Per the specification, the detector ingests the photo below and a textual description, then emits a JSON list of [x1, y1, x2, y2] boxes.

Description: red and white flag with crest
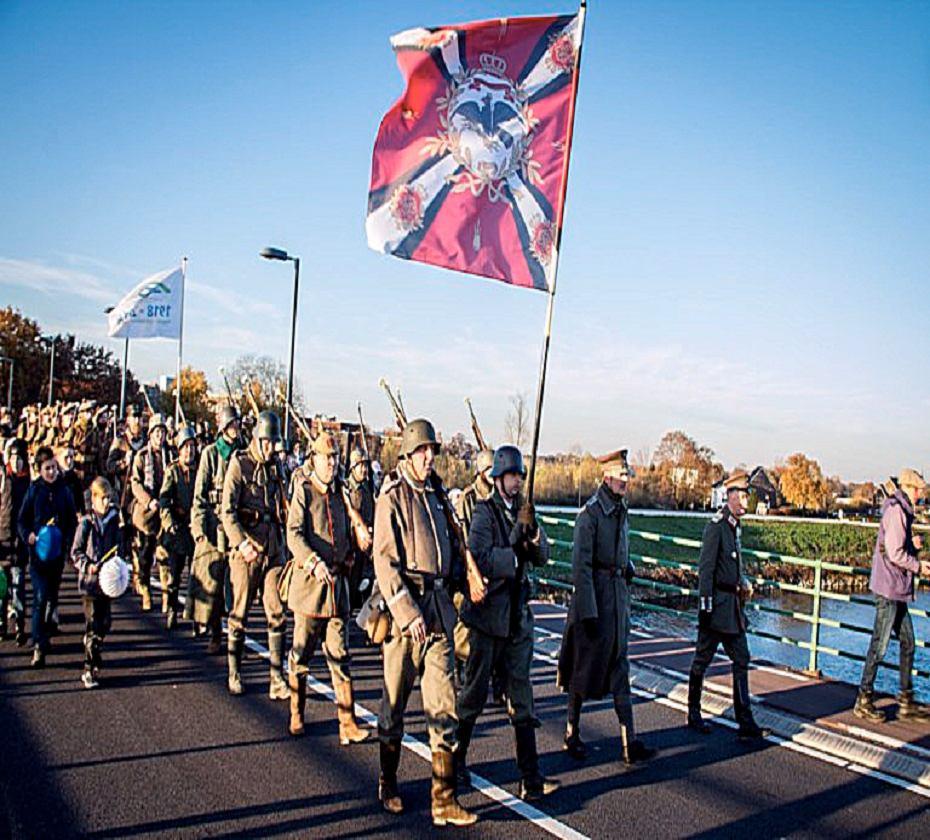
[[366, 13, 583, 292]]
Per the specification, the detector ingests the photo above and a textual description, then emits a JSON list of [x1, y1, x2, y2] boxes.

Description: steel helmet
[[476, 449, 494, 474], [312, 432, 340, 456], [491, 445, 526, 478], [401, 418, 439, 458], [217, 405, 240, 432], [148, 413, 167, 434], [253, 410, 283, 443], [99, 554, 131, 598], [176, 424, 198, 449], [349, 447, 369, 470], [35, 523, 63, 565]]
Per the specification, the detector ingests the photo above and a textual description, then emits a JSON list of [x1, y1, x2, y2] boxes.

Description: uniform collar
[[595, 482, 625, 516], [719, 506, 740, 530], [400, 461, 430, 493]]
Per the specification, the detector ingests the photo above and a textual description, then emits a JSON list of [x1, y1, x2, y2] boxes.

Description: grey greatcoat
[[557, 483, 634, 700], [698, 508, 748, 635], [285, 469, 352, 620]]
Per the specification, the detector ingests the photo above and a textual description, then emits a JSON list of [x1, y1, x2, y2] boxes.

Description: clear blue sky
[[1, 0, 927, 481]]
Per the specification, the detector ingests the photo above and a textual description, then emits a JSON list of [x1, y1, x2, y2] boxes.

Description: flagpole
[[525, 0, 588, 505], [119, 338, 129, 419], [175, 257, 187, 428]]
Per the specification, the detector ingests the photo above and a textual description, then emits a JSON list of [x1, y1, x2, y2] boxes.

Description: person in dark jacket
[[854, 468, 930, 723], [1, 438, 30, 644], [18, 445, 78, 666], [57, 445, 86, 515], [557, 449, 655, 765], [71, 477, 121, 689], [686, 472, 768, 740], [455, 445, 557, 801]]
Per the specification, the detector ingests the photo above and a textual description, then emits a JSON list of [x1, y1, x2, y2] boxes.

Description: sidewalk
[[530, 602, 930, 793]]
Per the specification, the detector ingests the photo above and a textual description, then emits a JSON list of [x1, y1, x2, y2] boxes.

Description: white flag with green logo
[[107, 267, 183, 339]]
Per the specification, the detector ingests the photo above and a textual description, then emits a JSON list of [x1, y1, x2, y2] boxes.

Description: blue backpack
[[35, 521, 63, 565]]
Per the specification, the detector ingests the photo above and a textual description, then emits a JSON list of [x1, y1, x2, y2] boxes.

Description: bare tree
[[503, 392, 530, 448], [227, 354, 305, 415]]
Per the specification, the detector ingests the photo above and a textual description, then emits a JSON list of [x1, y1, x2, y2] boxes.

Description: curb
[[629, 662, 930, 791]]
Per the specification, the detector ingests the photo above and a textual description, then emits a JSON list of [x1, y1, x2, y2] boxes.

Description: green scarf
[[216, 434, 236, 463]]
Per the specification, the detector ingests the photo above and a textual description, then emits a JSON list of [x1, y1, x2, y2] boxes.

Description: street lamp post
[[36, 335, 58, 406], [104, 306, 130, 419], [0, 355, 13, 413], [260, 246, 301, 444]]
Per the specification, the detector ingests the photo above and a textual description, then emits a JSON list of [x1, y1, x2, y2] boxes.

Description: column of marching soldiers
[[8, 396, 919, 829]]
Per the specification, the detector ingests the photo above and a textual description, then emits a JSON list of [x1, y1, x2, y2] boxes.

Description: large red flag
[[366, 13, 582, 292]]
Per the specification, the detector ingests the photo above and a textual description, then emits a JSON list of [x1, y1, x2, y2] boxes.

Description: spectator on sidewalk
[[854, 468, 930, 723]]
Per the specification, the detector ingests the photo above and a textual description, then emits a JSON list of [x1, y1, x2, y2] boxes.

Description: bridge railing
[[533, 512, 930, 683]]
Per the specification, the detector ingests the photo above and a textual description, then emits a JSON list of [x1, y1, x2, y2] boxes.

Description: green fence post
[[808, 558, 823, 675]]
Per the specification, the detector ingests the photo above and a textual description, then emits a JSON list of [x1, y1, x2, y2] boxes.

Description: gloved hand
[[517, 502, 538, 539], [624, 565, 635, 585]]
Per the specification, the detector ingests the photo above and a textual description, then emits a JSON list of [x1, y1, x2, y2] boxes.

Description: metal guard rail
[[535, 515, 930, 681]]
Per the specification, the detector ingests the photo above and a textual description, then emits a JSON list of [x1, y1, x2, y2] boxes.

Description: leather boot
[[267, 630, 289, 700], [897, 691, 930, 722], [227, 634, 244, 695], [853, 689, 885, 722], [734, 667, 769, 740], [131, 557, 142, 596], [515, 723, 559, 801], [687, 670, 711, 733], [563, 692, 587, 760], [289, 671, 307, 736], [159, 565, 169, 613], [431, 750, 477, 827], [455, 718, 475, 788], [335, 680, 370, 745], [378, 739, 404, 815], [205, 621, 222, 655]]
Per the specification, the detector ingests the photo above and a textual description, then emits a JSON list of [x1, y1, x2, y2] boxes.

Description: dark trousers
[[160, 550, 190, 615], [690, 627, 753, 726], [82, 594, 112, 671], [134, 531, 157, 587], [860, 595, 914, 694], [30, 562, 63, 652]]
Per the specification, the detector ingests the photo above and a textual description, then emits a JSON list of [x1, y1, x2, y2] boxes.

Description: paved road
[[1, 570, 929, 839]]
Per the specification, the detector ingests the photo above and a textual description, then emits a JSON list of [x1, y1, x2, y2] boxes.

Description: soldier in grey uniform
[[158, 425, 198, 630], [129, 413, 171, 612], [221, 410, 288, 700], [190, 405, 241, 654], [345, 447, 375, 609], [455, 445, 558, 801], [452, 448, 493, 686], [557, 449, 656, 765], [373, 418, 476, 827], [687, 471, 768, 740], [285, 432, 370, 744]]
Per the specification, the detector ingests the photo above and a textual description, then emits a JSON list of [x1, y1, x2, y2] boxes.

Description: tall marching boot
[[454, 717, 476, 788], [733, 667, 769, 741], [563, 692, 587, 760], [378, 739, 404, 815], [267, 630, 289, 700], [334, 679, 371, 745], [158, 565, 169, 613], [515, 723, 559, 801], [227, 633, 245, 695], [288, 671, 307, 736], [687, 670, 711, 733], [430, 750, 477, 827]]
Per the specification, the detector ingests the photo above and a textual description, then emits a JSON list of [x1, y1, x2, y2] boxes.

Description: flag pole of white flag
[[107, 266, 184, 340]]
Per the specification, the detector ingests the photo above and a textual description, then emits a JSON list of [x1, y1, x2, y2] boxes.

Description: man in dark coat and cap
[[557, 449, 655, 765]]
